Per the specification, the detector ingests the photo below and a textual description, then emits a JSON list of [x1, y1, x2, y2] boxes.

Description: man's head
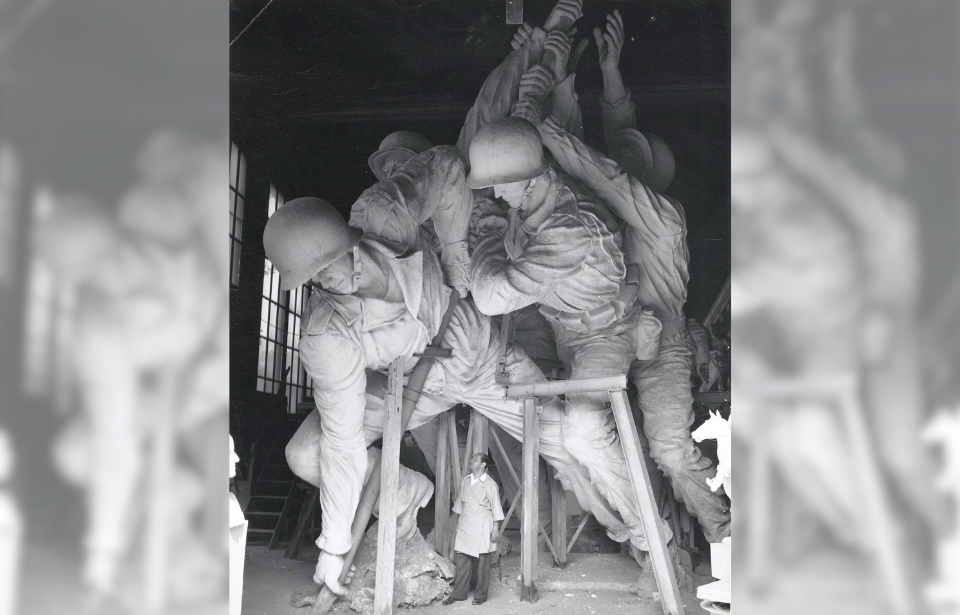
[[469, 453, 491, 477], [309, 246, 357, 296], [368, 131, 433, 182], [610, 129, 675, 193], [493, 177, 536, 210], [262, 197, 363, 291], [466, 117, 548, 199]]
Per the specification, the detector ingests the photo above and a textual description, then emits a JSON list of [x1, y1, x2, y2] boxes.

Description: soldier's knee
[[285, 439, 316, 482], [651, 445, 689, 476]]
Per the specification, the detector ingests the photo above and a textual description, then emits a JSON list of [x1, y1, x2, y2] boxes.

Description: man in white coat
[[443, 453, 504, 606]]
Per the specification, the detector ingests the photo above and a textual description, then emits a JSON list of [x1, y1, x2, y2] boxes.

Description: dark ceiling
[[230, 0, 731, 319]]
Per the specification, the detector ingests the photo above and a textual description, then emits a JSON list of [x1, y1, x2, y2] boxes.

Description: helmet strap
[[350, 244, 362, 294], [520, 177, 538, 208]]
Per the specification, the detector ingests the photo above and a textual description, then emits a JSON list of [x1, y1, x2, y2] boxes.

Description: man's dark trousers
[[449, 551, 491, 601]]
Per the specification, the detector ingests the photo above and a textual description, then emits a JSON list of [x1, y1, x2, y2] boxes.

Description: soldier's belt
[[538, 282, 640, 334]]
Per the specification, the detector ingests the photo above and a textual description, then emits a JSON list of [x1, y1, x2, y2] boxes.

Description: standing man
[[444, 454, 504, 606]]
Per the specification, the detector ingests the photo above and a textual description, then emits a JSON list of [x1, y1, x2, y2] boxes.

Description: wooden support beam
[[496, 312, 517, 384], [506, 375, 627, 399], [608, 389, 685, 615], [285, 487, 320, 559], [703, 274, 730, 328], [462, 411, 475, 480], [549, 471, 567, 568], [566, 513, 591, 556], [374, 362, 404, 615], [520, 397, 539, 603], [447, 415, 462, 500], [500, 489, 523, 540], [469, 410, 490, 464], [434, 413, 451, 557]]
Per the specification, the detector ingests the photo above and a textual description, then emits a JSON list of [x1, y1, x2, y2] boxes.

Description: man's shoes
[[442, 597, 465, 605], [472, 599, 485, 605]]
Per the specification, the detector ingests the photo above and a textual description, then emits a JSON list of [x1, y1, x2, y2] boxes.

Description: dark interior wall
[[229, 0, 731, 413]]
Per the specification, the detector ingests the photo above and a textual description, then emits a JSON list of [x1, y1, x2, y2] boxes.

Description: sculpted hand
[[313, 551, 356, 596], [512, 98, 545, 125], [518, 64, 556, 102], [511, 22, 534, 50], [543, 29, 575, 82], [594, 10, 625, 73], [441, 242, 471, 297], [544, 0, 582, 33], [476, 212, 509, 237]]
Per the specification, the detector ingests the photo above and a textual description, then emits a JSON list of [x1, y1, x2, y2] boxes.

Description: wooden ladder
[[505, 374, 687, 615]]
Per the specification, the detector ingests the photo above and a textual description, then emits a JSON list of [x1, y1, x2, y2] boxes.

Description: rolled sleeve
[[470, 215, 589, 316], [540, 117, 683, 244], [599, 88, 638, 149], [457, 28, 547, 157], [350, 146, 473, 253], [452, 480, 464, 515], [491, 482, 505, 522], [550, 74, 584, 142]]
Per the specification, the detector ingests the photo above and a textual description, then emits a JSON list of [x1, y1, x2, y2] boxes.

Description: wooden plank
[[434, 413, 451, 556], [268, 480, 300, 550], [506, 375, 627, 399], [462, 411, 475, 480], [608, 389, 684, 615], [520, 397, 539, 603], [374, 362, 404, 615], [500, 489, 523, 542], [285, 487, 320, 559], [490, 428, 521, 488], [550, 471, 567, 568], [469, 410, 490, 464], [448, 415, 462, 500], [566, 513, 591, 555], [506, 0, 523, 25], [496, 312, 516, 384], [703, 274, 730, 328]]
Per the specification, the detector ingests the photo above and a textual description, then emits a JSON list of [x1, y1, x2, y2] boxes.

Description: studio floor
[[240, 544, 714, 615]]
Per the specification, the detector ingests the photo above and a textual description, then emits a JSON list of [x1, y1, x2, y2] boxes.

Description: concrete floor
[[240, 544, 713, 615]]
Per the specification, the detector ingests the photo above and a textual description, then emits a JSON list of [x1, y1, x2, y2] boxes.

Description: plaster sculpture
[[692, 411, 732, 501], [487, 7, 729, 542], [271, 193, 659, 598], [229, 436, 247, 615]]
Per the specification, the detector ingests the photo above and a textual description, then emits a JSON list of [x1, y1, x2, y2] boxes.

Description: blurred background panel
[[0, 0, 227, 613], [731, 1, 960, 614]]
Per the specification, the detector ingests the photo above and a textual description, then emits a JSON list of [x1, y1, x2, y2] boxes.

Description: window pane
[[238, 152, 247, 196], [230, 142, 239, 189]]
